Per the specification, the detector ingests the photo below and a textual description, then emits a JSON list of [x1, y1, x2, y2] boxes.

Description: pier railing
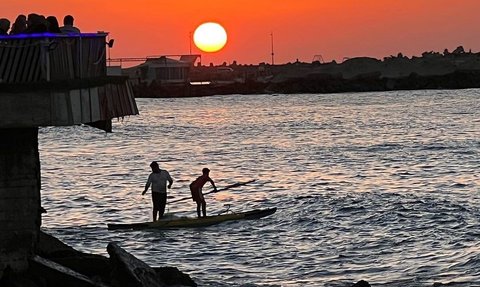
[[0, 33, 108, 83]]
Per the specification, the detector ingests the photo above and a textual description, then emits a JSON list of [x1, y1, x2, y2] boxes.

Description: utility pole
[[270, 32, 275, 65], [107, 35, 111, 66], [189, 32, 192, 54]]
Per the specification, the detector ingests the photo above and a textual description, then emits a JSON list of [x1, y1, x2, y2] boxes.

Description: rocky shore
[[0, 231, 461, 287], [265, 69, 480, 94], [0, 231, 196, 287]]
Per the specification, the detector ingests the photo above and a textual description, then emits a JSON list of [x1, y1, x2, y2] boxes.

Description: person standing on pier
[[0, 18, 11, 35], [46, 16, 61, 33], [190, 168, 217, 218], [60, 15, 80, 34], [9, 15, 27, 35], [142, 161, 173, 221]]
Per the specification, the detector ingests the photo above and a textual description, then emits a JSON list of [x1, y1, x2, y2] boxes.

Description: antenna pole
[[270, 32, 274, 65], [189, 32, 192, 54], [107, 35, 111, 66]]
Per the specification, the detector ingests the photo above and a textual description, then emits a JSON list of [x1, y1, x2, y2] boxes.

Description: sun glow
[[193, 22, 227, 53]]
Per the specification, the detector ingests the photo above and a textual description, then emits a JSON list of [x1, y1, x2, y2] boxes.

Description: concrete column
[[0, 128, 41, 276]]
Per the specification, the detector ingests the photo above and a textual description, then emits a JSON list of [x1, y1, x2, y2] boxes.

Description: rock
[[0, 266, 44, 287], [36, 232, 196, 287], [2, 232, 197, 287], [37, 231, 111, 280], [37, 231, 82, 258], [153, 267, 196, 287], [352, 280, 371, 287], [51, 256, 111, 282], [29, 255, 109, 287], [432, 283, 456, 287], [107, 242, 165, 287]]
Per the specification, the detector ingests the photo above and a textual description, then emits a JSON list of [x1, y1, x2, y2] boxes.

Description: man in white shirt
[[142, 161, 173, 221]]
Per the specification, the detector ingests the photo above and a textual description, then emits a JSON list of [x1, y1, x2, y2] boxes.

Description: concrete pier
[[0, 32, 138, 277], [0, 128, 41, 275]]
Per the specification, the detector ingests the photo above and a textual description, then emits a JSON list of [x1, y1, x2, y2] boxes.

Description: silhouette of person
[[190, 168, 217, 218], [60, 15, 80, 34], [9, 15, 27, 35], [0, 18, 10, 35], [25, 13, 47, 33], [142, 161, 173, 221], [46, 16, 61, 33]]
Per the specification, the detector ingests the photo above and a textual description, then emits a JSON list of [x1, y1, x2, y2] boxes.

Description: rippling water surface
[[39, 89, 480, 287]]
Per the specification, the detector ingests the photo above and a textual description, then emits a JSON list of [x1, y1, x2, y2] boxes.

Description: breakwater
[[131, 47, 480, 97]]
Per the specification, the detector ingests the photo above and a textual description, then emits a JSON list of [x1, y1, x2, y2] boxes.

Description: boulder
[[106, 243, 196, 287], [37, 231, 111, 279], [153, 267, 196, 287], [30, 255, 109, 287], [352, 280, 371, 287], [107, 242, 164, 287]]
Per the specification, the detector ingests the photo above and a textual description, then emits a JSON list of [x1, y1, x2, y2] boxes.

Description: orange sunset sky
[[3, 0, 480, 65]]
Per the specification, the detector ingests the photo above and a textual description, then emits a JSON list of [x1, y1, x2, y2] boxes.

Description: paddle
[[168, 179, 256, 204]]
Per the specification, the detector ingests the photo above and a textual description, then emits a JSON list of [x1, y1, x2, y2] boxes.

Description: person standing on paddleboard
[[142, 161, 173, 221], [190, 168, 217, 218]]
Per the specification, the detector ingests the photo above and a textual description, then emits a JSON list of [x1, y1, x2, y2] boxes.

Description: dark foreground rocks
[[0, 232, 458, 286], [0, 231, 196, 287], [352, 280, 371, 287]]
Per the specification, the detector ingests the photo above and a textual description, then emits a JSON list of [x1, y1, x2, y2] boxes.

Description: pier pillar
[[0, 128, 41, 276]]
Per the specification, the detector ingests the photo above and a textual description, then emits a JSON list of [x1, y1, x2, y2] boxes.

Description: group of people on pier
[[142, 162, 217, 221], [0, 14, 80, 36]]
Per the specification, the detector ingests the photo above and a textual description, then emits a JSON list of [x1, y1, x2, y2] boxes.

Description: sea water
[[39, 89, 480, 287]]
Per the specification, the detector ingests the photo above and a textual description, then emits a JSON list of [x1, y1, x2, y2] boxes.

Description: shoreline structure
[[124, 46, 480, 98], [0, 34, 474, 287]]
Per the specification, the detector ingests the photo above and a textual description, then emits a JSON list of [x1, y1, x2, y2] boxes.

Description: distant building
[[123, 55, 200, 85]]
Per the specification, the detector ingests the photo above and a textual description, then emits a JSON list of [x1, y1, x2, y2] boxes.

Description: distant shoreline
[[128, 46, 480, 97], [134, 69, 480, 98]]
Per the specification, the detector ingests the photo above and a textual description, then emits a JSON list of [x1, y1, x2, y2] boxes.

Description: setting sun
[[193, 22, 227, 53]]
